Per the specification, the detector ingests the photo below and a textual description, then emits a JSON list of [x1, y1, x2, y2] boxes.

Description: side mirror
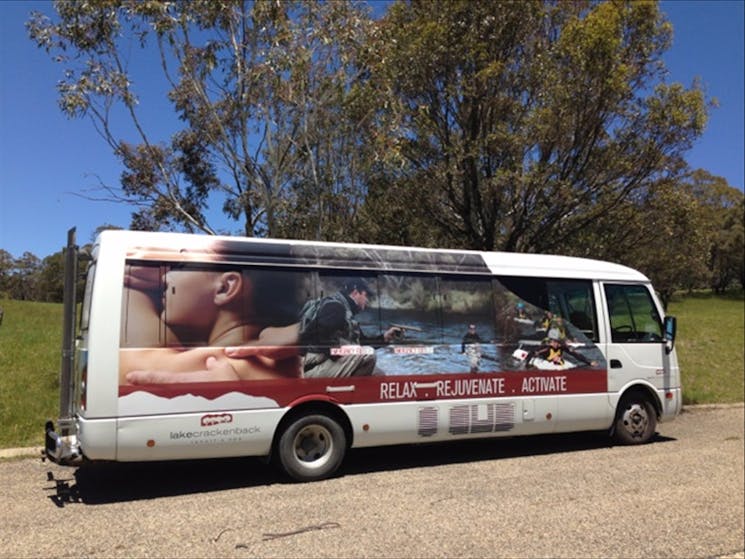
[[664, 315, 677, 354]]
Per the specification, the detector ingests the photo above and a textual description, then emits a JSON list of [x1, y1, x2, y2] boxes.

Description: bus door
[[601, 283, 668, 395], [544, 279, 605, 431]]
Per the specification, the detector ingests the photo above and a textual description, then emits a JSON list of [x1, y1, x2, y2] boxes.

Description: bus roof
[[98, 230, 648, 282], [479, 251, 647, 282]]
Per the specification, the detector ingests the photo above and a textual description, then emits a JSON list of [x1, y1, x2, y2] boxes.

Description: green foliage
[[1, 250, 50, 302], [366, 0, 708, 252], [686, 170, 745, 293], [0, 245, 90, 304], [611, 178, 711, 308]]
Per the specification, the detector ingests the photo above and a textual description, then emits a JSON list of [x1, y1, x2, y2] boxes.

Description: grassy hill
[[0, 292, 743, 449], [667, 291, 745, 405], [0, 298, 62, 449]]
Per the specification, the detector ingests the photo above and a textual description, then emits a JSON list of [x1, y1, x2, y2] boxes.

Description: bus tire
[[277, 414, 346, 482], [613, 394, 657, 445]]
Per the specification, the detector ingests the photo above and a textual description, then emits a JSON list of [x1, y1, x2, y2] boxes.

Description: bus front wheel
[[613, 394, 657, 445], [277, 414, 346, 482]]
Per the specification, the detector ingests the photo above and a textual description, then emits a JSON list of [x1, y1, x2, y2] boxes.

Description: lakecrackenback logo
[[169, 414, 261, 444]]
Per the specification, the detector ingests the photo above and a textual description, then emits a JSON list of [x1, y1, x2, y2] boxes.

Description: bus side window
[[497, 276, 598, 343], [121, 262, 165, 348], [296, 271, 320, 351], [311, 271, 381, 350], [604, 284, 663, 343], [546, 280, 598, 342], [378, 273, 442, 345], [439, 275, 495, 346], [250, 266, 313, 332]]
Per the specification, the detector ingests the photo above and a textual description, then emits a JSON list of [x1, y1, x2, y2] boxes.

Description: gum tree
[[28, 0, 374, 238]]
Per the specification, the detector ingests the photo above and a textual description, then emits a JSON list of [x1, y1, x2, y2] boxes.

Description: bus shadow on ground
[[344, 431, 676, 476], [44, 456, 280, 507], [44, 431, 675, 507]]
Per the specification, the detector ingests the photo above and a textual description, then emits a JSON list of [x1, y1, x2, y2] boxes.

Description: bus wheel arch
[[612, 386, 659, 445], [272, 402, 352, 482]]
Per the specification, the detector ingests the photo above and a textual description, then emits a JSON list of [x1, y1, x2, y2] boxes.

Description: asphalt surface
[[1, 404, 743, 558]]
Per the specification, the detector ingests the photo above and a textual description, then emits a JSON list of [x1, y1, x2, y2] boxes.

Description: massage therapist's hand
[[126, 356, 240, 384], [224, 323, 300, 362]]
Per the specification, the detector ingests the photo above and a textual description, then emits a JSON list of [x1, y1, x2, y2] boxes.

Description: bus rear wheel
[[613, 395, 657, 445], [277, 414, 346, 482]]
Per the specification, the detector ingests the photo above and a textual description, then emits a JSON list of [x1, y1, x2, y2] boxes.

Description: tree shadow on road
[[43, 431, 676, 507]]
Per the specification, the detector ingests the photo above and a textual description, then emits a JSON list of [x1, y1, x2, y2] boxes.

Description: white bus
[[46, 229, 681, 481]]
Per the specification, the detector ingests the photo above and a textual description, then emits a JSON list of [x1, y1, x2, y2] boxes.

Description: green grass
[[0, 291, 743, 449], [0, 299, 62, 449], [668, 291, 745, 405]]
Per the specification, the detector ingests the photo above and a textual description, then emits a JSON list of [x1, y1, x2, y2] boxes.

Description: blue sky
[[1, 0, 743, 259]]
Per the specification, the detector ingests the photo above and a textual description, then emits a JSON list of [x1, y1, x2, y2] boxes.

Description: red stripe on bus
[[118, 369, 607, 407]]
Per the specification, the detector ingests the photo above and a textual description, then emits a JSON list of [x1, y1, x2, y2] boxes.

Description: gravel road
[[1, 405, 742, 558]]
